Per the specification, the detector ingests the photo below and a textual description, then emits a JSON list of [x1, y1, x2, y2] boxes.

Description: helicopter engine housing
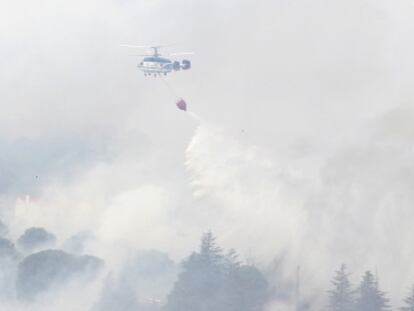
[[173, 61, 181, 71], [181, 60, 191, 70]]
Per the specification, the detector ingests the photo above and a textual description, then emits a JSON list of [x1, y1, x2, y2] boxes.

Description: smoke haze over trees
[[3, 0, 414, 310], [165, 232, 268, 311], [1, 224, 413, 310]]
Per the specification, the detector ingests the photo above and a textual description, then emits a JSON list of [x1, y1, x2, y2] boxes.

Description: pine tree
[[355, 271, 390, 311], [199, 230, 224, 266], [400, 286, 414, 311], [328, 264, 355, 311], [164, 232, 268, 311], [223, 248, 241, 274], [165, 232, 226, 311]]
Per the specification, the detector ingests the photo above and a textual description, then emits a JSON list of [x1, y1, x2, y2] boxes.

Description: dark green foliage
[[355, 271, 390, 311], [0, 220, 8, 237], [227, 265, 269, 311], [400, 286, 414, 311], [328, 264, 355, 311], [17, 249, 103, 301], [0, 237, 20, 262], [0, 237, 21, 299], [17, 227, 56, 253], [165, 232, 268, 311]]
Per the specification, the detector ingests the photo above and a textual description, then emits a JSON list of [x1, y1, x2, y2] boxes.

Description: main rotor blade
[[120, 44, 150, 48], [169, 52, 194, 56], [121, 44, 175, 48]]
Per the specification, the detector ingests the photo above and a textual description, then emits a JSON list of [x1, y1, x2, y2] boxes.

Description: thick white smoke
[[185, 105, 414, 307]]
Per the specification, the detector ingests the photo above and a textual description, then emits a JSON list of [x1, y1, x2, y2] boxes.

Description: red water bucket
[[176, 99, 187, 111]]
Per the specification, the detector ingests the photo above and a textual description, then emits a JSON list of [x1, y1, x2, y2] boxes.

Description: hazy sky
[[2, 0, 414, 307]]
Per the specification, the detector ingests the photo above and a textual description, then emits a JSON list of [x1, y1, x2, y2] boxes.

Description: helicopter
[[122, 45, 192, 76]]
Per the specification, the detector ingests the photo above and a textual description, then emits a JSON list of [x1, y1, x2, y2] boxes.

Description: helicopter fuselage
[[138, 56, 173, 75], [137, 56, 191, 76]]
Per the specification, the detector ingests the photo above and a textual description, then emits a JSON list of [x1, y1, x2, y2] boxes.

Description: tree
[[17, 227, 56, 253], [328, 264, 355, 311], [164, 232, 268, 311], [199, 231, 224, 266], [228, 265, 268, 311], [400, 286, 414, 311], [165, 232, 223, 311], [0, 237, 21, 299], [0, 237, 20, 262], [17, 249, 103, 301], [0, 220, 8, 237], [355, 271, 390, 311]]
